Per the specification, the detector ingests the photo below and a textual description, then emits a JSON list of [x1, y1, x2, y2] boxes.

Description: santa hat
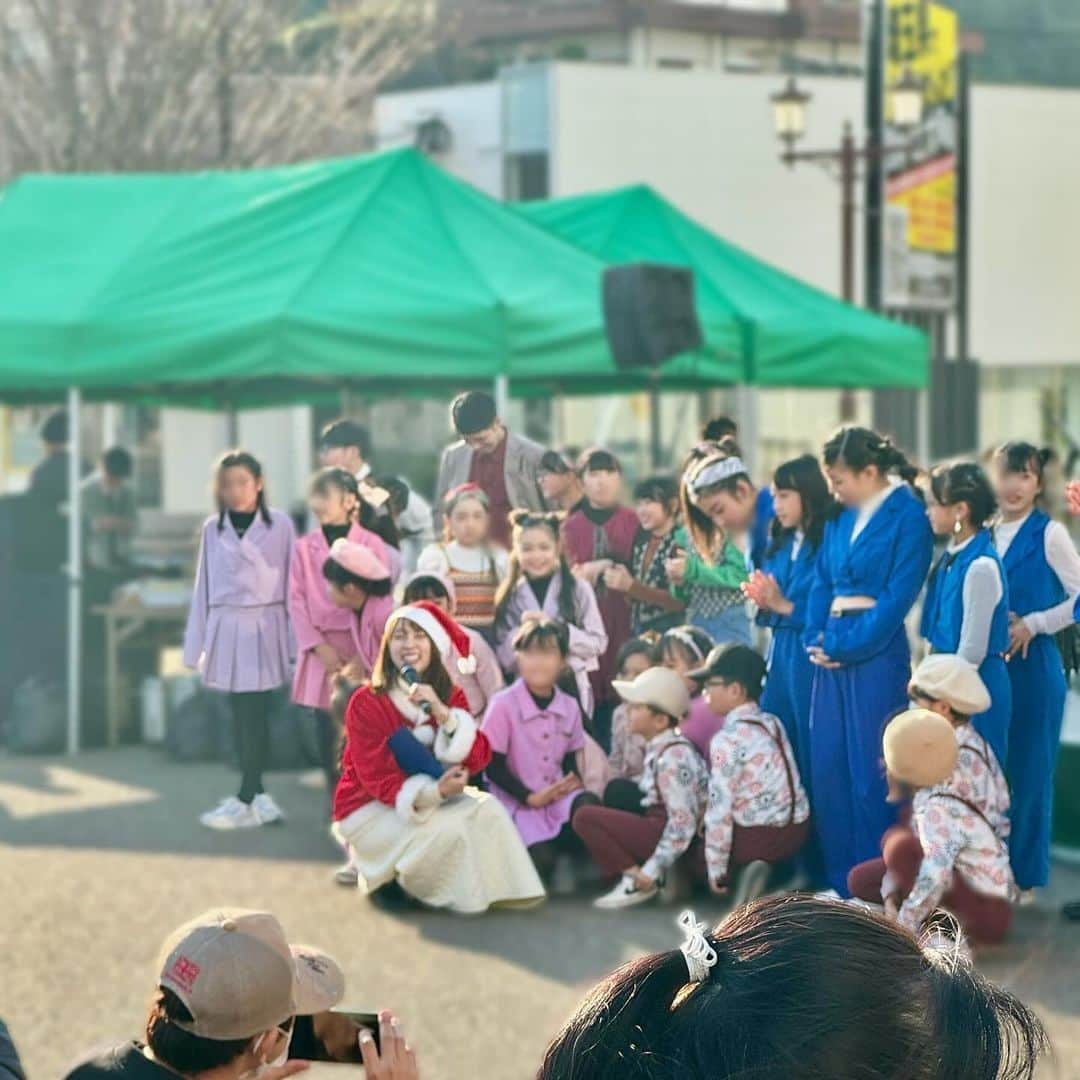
[[387, 600, 476, 675]]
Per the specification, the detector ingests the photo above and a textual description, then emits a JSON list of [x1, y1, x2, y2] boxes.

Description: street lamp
[[767, 75, 924, 303], [771, 78, 811, 161], [890, 68, 925, 132]]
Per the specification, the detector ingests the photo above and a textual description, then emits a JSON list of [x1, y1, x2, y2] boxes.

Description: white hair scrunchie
[[678, 910, 718, 984]]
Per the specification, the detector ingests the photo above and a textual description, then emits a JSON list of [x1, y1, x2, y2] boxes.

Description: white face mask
[[239, 1029, 290, 1079]]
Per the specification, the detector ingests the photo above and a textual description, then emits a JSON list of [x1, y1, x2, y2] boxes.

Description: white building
[[376, 60, 1080, 478]]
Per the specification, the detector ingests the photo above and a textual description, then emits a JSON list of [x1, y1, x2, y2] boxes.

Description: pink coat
[[495, 573, 607, 715], [183, 510, 295, 693], [456, 627, 505, 717], [288, 524, 395, 710]]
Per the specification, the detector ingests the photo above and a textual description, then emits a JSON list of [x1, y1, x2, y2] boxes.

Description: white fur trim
[[434, 708, 478, 765], [394, 774, 440, 824], [457, 653, 478, 675], [412, 724, 435, 747], [387, 606, 450, 657]]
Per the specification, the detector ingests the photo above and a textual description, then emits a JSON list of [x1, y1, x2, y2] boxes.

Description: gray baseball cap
[[157, 908, 344, 1040]]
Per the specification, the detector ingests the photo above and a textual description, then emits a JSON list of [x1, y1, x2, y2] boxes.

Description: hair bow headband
[[666, 628, 705, 662]]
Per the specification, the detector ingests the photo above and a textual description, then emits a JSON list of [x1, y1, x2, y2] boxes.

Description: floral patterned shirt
[[704, 703, 810, 884], [636, 728, 708, 882], [608, 703, 648, 781], [941, 723, 1010, 842], [898, 788, 1019, 934]]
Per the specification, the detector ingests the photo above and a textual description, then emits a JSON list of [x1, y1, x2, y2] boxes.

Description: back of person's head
[[451, 391, 498, 435], [702, 415, 738, 442], [145, 987, 253, 1074], [538, 896, 1047, 1080], [377, 475, 411, 517], [102, 446, 134, 480], [41, 409, 69, 446], [147, 907, 343, 1077]]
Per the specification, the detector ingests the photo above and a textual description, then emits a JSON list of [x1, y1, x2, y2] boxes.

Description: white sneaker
[[200, 797, 261, 830], [252, 793, 285, 825], [732, 860, 772, 908], [551, 854, 578, 897], [593, 874, 659, 910], [334, 862, 359, 887], [1018, 888, 1038, 908]]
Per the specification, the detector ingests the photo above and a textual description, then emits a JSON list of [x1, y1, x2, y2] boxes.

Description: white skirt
[[334, 789, 546, 915]]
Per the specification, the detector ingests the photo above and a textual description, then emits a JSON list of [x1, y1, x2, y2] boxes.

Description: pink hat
[[328, 538, 390, 581], [387, 600, 476, 675]]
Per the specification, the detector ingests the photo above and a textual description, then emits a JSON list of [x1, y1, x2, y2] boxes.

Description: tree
[[0, 0, 447, 177]]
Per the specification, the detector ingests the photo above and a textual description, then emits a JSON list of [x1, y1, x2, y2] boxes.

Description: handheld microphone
[[400, 664, 431, 716]]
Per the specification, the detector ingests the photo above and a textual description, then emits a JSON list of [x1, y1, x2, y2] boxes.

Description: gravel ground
[[1, 747, 1078, 1079]]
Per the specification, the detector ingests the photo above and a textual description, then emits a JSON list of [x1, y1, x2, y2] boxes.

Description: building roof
[[451, 0, 859, 47]]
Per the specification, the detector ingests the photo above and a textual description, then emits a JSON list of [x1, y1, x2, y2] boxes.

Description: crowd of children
[[179, 412, 1080, 944]]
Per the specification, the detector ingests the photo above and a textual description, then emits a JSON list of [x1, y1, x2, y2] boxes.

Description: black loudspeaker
[[602, 263, 703, 370]]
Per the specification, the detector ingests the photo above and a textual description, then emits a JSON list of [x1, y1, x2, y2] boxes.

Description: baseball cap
[[157, 908, 344, 1040], [612, 666, 689, 720]]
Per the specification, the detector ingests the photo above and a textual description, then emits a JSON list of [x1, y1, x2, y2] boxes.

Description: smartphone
[[291, 1008, 380, 1064]]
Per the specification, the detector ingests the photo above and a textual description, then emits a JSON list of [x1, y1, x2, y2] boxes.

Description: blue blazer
[[756, 530, 819, 633], [804, 484, 933, 665]]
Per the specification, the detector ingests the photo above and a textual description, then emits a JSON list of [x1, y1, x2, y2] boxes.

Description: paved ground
[[1, 748, 1079, 1080]]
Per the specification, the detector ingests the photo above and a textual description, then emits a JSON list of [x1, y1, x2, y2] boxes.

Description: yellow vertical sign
[[884, 0, 958, 307]]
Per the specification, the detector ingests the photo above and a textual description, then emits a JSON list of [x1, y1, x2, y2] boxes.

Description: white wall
[[161, 407, 312, 515], [548, 62, 1080, 371], [374, 82, 503, 199]]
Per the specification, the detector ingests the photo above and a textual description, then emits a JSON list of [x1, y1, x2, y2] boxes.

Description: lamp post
[[769, 74, 924, 307]]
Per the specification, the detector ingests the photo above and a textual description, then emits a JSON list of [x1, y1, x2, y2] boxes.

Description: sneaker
[[732, 860, 772, 908], [334, 862, 359, 887], [200, 797, 261, 830], [297, 769, 327, 790], [551, 854, 578, 897], [593, 874, 659, 910], [252, 793, 285, 825], [1018, 889, 1037, 908]]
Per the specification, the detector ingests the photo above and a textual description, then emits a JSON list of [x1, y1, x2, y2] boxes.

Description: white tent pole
[[916, 387, 931, 468], [735, 384, 760, 482], [67, 387, 83, 756], [494, 374, 509, 418]]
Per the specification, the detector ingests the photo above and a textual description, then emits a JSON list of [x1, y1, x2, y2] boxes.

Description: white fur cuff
[[435, 708, 478, 765], [394, 774, 441, 824]]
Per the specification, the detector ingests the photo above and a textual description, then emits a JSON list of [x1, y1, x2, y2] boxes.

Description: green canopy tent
[[0, 146, 627, 753], [518, 183, 928, 389], [0, 147, 622, 408]]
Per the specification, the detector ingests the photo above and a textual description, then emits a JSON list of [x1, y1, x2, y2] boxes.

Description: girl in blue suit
[[804, 428, 934, 896], [922, 463, 1012, 768], [992, 443, 1080, 890], [743, 454, 836, 792]]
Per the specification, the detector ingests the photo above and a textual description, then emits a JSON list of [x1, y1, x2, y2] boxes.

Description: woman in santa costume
[[331, 600, 545, 914]]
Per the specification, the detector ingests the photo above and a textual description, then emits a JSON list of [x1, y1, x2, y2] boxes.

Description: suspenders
[[743, 718, 798, 826]]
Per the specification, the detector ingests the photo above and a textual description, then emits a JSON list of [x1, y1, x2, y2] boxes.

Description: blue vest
[[921, 529, 1009, 656], [1000, 510, 1066, 616]]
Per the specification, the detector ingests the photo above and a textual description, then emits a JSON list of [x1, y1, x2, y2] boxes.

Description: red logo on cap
[[169, 956, 201, 992]]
